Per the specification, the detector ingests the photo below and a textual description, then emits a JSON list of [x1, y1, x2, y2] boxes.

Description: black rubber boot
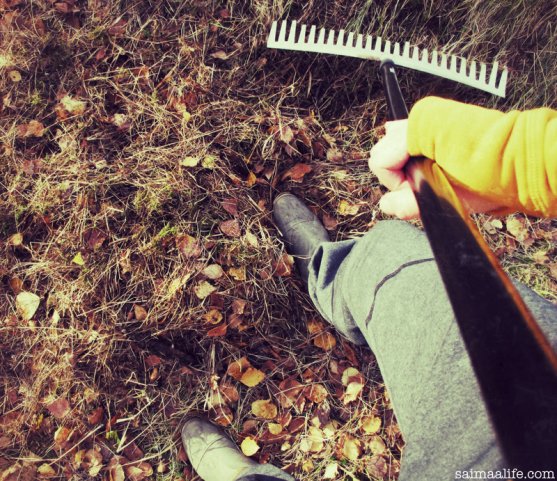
[[272, 193, 330, 283]]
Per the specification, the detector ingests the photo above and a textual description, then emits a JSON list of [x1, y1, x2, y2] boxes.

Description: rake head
[[267, 20, 508, 97]]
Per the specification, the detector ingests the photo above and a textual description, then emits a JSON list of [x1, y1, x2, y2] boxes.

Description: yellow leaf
[[343, 382, 364, 404], [16, 291, 40, 320], [37, 464, 56, 477], [240, 367, 266, 387], [246, 171, 257, 187], [61, 95, 86, 115], [202, 155, 217, 169], [8, 233, 23, 246], [240, 437, 260, 456], [337, 200, 360, 216], [268, 423, 283, 435], [9, 70, 22, 82], [229, 266, 246, 281], [361, 415, 381, 434], [203, 264, 224, 279], [368, 435, 386, 454], [251, 399, 278, 419], [226, 356, 252, 380], [307, 426, 324, 453], [323, 463, 339, 479], [194, 281, 217, 299], [180, 156, 199, 167], [341, 435, 361, 460], [313, 331, 336, 351], [72, 252, 85, 266]]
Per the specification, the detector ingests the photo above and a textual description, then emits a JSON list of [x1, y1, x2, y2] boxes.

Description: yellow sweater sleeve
[[407, 96, 557, 217]]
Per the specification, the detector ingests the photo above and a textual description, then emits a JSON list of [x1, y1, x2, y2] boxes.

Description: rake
[[267, 19, 557, 472]]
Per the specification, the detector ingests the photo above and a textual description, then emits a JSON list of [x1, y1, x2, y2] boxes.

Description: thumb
[[379, 184, 420, 220]]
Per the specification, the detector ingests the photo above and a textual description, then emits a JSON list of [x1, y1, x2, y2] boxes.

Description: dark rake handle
[[379, 60, 557, 472]]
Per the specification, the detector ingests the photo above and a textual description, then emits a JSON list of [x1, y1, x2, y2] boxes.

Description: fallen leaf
[[326, 148, 343, 163], [222, 198, 238, 216], [219, 382, 239, 404], [244, 231, 259, 248], [240, 367, 266, 387], [72, 252, 85, 266], [9, 70, 21, 82], [307, 319, 325, 334], [251, 399, 278, 419], [84, 228, 107, 250], [53, 426, 71, 446], [277, 379, 304, 408], [337, 200, 360, 216], [37, 464, 56, 477], [133, 304, 148, 321], [341, 367, 364, 386], [211, 404, 234, 426], [203, 264, 224, 280], [365, 454, 388, 479], [313, 331, 336, 351], [246, 171, 257, 187], [506, 216, 528, 243], [341, 435, 361, 461], [204, 309, 223, 324], [229, 266, 246, 281], [60, 95, 86, 115], [8, 233, 23, 246], [533, 250, 549, 264], [194, 281, 217, 299], [207, 323, 227, 337], [305, 384, 328, 403], [361, 415, 381, 434], [281, 163, 313, 182], [227, 356, 252, 380], [17, 120, 44, 138], [125, 462, 152, 481], [176, 234, 202, 258], [240, 437, 260, 456], [87, 407, 104, 425], [220, 219, 241, 237], [145, 354, 161, 367], [268, 423, 283, 435], [300, 426, 324, 453], [368, 435, 386, 454], [272, 254, 294, 277], [16, 291, 40, 320], [323, 463, 339, 479], [107, 457, 125, 481], [180, 156, 199, 167], [202, 155, 217, 169], [47, 398, 70, 419], [343, 382, 364, 404], [210, 50, 229, 60], [322, 214, 338, 230]]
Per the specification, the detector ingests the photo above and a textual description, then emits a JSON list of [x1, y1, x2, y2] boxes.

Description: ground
[[1, 1, 556, 480]]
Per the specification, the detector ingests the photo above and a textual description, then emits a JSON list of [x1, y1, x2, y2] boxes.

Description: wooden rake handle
[[379, 60, 557, 472]]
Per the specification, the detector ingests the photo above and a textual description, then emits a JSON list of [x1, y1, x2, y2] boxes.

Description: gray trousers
[[239, 221, 557, 481]]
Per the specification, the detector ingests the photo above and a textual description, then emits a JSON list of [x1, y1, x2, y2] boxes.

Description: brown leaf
[[107, 457, 125, 481], [176, 234, 202, 258], [125, 462, 152, 481], [17, 120, 44, 138], [226, 356, 252, 380], [277, 379, 304, 408], [222, 198, 238, 216], [281, 163, 313, 182], [123, 442, 144, 462], [210, 50, 229, 60], [84, 228, 107, 250], [240, 367, 266, 387], [107, 19, 127, 36], [322, 214, 338, 230], [133, 304, 148, 321], [220, 219, 241, 237], [87, 407, 104, 425], [207, 323, 227, 337], [341, 435, 362, 460], [219, 382, 239, 404], [313, 331, 336, 351], [145, 354, 162, 367], [288, 417, 306, 434], [211, 404, 233, 426], [231, 299, 247, 315], [228, 266, 246, 281], [304, 384, 328, 403], [326, 148, 343, 163], [251, 399, 278, 419], [272, 254, 294, 277], [204, 309, 223, 324], [47, 398, 70, 419]]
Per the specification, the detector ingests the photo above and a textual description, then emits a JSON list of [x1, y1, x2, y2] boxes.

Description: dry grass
[[1, 0, 556, 480]]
